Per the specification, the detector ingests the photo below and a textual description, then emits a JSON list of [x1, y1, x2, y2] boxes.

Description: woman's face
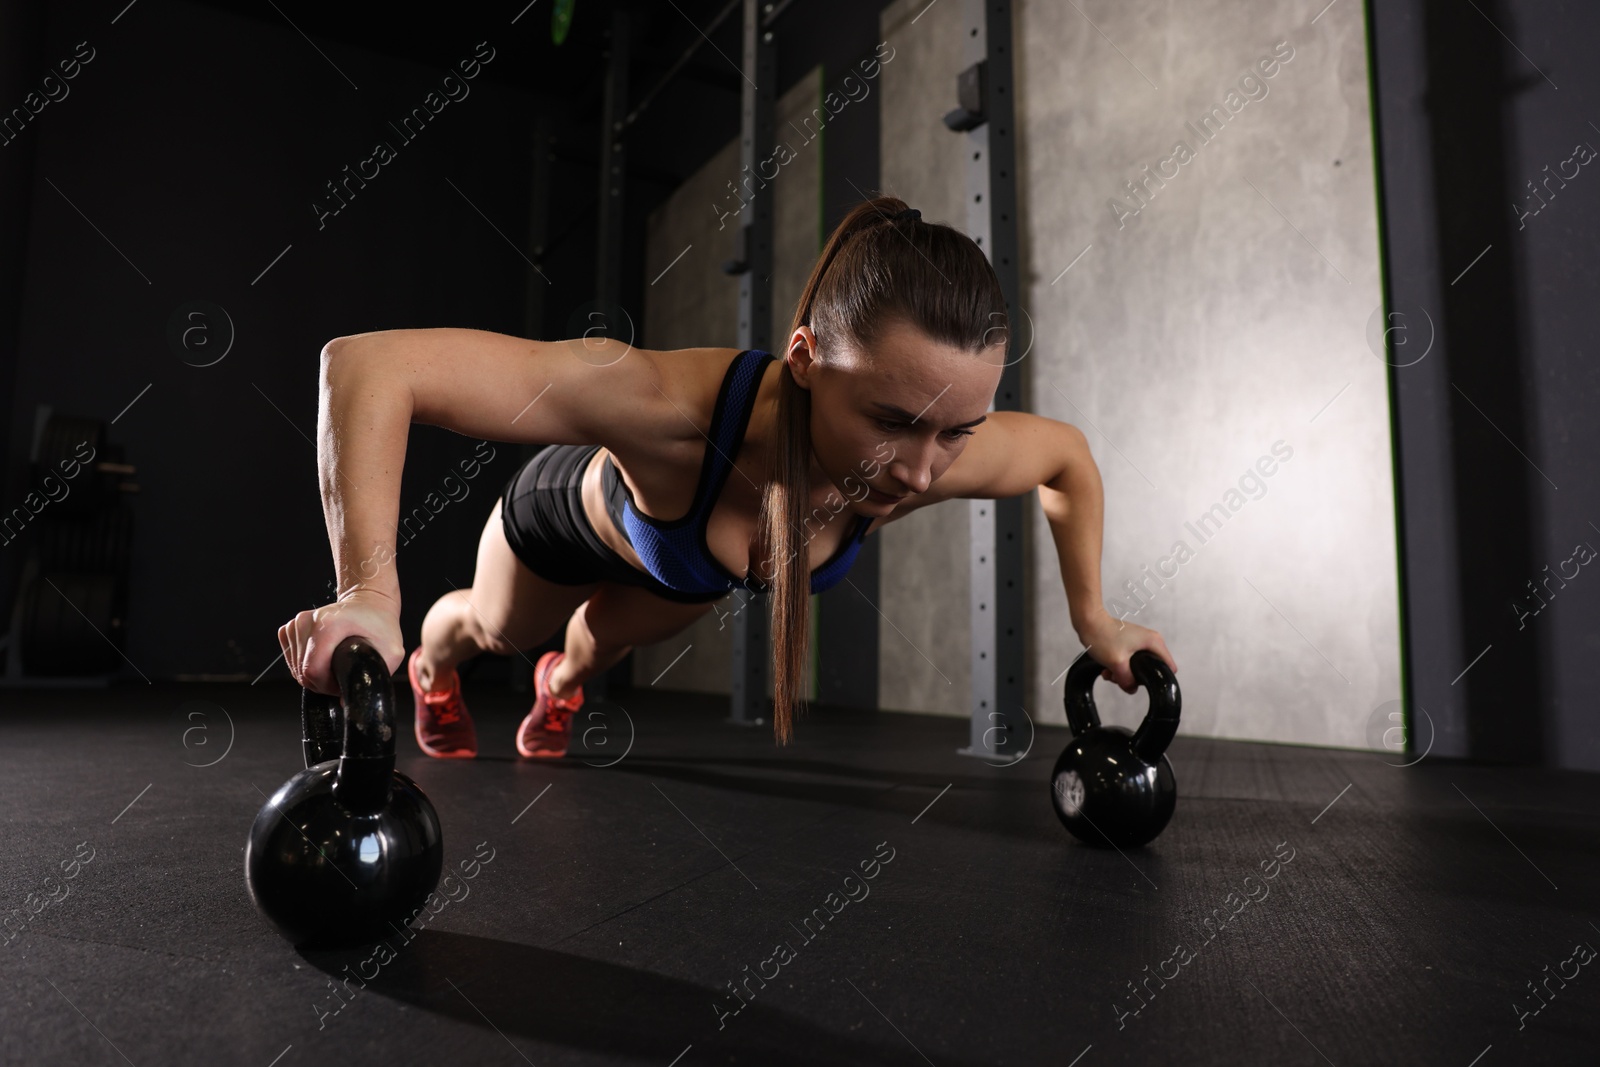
[[794, 318, 1004, 516]]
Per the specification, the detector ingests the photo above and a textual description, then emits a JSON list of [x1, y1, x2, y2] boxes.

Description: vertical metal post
[[815, 42, 885, 711], [728, 0, 777, 727], [596, 9, 630, 308], [957, 0, 1026, 761], [591, 10, 630, 701], [728, 588, 769, 727], [525, 113, 555, 341], [511, 113, 556, 696]]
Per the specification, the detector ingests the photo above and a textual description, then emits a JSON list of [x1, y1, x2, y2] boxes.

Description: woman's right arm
[[278, 327, 668, 694]]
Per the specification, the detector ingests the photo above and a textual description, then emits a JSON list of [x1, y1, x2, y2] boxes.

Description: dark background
[[1366, 0, 1600, 770], [1, 0, 1596, 770], [0, 0, 889, 688]]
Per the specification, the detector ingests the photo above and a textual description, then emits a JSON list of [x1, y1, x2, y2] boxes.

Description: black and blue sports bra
[[601, 349, 872, 597]]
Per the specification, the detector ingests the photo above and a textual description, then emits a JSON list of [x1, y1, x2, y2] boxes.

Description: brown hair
[[755, 194, 1009, 744]]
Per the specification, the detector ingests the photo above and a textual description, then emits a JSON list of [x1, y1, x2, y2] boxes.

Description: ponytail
[[757, 370, 811, 745], [756, 195, 1006, 743]]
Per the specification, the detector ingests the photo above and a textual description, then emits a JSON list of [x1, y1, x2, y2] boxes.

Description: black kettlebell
[[1051, 649, 1181, 849], [245, 637, 444, 948]]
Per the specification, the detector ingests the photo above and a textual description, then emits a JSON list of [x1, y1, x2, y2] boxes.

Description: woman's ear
[[786, 327, 819, 390]]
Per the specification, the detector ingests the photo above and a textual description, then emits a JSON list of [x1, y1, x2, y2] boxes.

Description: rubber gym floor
[[4, 681, 1596, 1066]]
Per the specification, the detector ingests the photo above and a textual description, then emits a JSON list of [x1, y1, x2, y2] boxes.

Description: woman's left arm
[[900, 411, 1177, 692], [1037, 419, 1177, 692]]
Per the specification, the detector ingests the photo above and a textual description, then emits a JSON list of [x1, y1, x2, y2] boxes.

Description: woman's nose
[[889, 458, 932, 495]]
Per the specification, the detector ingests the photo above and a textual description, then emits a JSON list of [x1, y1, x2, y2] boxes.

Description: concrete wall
[[870, 0, 1398, 747], [632, 67, 825, 701]]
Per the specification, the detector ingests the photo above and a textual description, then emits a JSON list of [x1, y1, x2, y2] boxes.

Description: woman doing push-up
[[276, 195, 1176, 757]]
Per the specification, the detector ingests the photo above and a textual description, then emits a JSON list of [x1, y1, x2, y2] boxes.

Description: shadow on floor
[[301, 929, 990, 1066], [580, 752, 1062, 842], [453, 744, 1063, 838]]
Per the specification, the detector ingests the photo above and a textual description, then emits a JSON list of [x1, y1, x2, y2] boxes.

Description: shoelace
[[540, 661, 582, 731], [421, 682, 463, 726]]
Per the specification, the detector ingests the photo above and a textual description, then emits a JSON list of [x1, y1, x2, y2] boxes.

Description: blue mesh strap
[[620, 350, 773, 595], [807, 515, 873, 594], [619, 349, 871, 597]]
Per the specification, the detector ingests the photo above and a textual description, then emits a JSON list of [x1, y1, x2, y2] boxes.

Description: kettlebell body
[[1051, 649, 1181, 849], [246, 638, 444, 949], [1050, 725, 1176, 848], [245, 761, 443, 948]]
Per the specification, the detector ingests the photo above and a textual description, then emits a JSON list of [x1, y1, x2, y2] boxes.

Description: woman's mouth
[[866, 486, 905, 505]]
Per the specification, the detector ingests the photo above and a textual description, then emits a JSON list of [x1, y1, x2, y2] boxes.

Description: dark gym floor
[[3, 681, 1596, 1066]]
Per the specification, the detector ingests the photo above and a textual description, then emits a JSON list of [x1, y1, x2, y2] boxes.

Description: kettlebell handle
[[298, 637, 397, 816], [300, 687, 342, 767], [1063, 649, 1182, 762]]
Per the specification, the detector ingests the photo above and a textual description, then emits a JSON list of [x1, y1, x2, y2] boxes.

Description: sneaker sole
[[415, 719, 478, 759], [418, 738, 478, 759]]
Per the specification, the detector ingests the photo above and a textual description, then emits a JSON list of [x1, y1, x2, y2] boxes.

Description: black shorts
[[499, 444, 727, 605]]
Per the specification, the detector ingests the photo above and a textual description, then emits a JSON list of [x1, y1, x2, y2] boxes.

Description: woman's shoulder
[[605, 346, 744, 455], [642, 345, 746, 412], [646, 346, 747, 373], [646, 345, 745, 371]]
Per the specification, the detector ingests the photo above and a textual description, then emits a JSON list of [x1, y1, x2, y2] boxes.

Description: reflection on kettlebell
[[245, 638, 444, 949], [1051, 649, 1181, 849]]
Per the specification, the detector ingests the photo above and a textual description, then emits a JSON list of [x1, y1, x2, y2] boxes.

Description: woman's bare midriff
[[578, 446, 656, 574]]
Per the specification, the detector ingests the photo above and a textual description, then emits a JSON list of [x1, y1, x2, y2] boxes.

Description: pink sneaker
[[407, 646, 478, 759], [517, 651, 584, 758]]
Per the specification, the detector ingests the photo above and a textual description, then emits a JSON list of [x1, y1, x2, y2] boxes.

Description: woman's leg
[[545, 583, 722, 700], [415, 495, 598, 690]]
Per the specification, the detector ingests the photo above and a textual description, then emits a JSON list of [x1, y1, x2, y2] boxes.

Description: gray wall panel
[[1013, 0, 1397, 745], [871, 0, 1398, 745]]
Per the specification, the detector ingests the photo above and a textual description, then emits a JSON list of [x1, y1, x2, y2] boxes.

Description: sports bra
[[601, 349, 873, 597]]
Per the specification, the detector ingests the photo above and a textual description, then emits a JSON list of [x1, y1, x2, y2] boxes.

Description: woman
[[277, 196, 1176, 758]]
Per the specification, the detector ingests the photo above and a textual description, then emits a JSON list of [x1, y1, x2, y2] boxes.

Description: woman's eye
[[876, 419, 971, 439]]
